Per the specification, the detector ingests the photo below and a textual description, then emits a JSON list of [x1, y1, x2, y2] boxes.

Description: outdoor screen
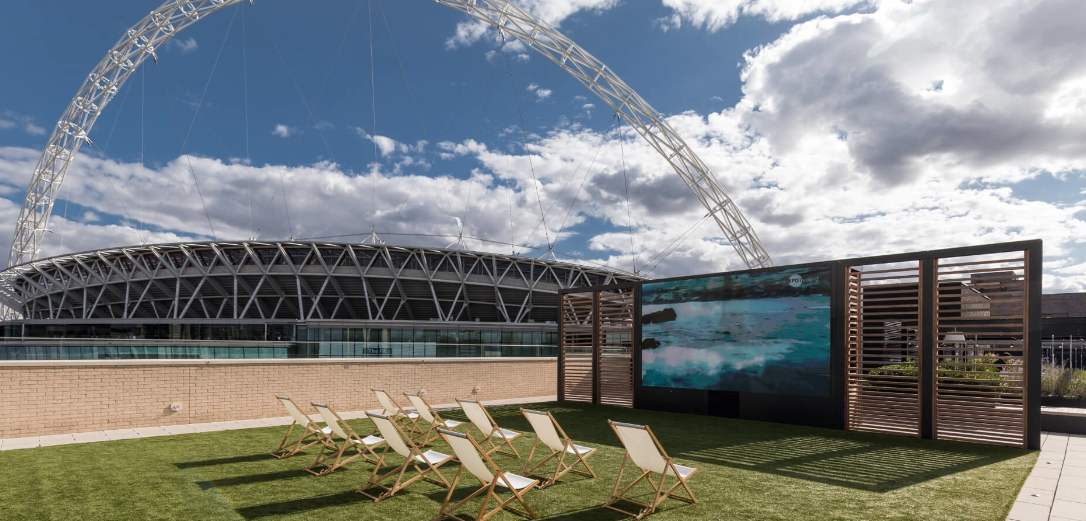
[[641, 265, 832, 397]]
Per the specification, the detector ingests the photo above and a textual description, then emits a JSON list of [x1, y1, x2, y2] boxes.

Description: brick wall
[[0, 357, 556, 438]]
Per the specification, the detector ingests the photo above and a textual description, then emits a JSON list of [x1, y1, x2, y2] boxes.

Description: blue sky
[[1, 0, 1085, 290]]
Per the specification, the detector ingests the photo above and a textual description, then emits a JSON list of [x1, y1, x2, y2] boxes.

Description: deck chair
[[269, 396, 329, 459], [435, 429, 540, 521], [358, 412, 454, 502], [457, 398, 522, 458], [605, 421, 697, 519], [372, 388, 420, 436], [520, 408, 596, 488], [403, 391, 465, 446], [305, 403, 385, 476]]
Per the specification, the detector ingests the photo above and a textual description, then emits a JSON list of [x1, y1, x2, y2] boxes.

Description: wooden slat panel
[[933, 253, 1027, 448], [846, 263, 922, 437]]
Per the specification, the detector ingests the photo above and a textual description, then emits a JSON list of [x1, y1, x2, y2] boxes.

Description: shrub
[[1042, 364, 1086, 399], [866, 356, 1015, 395]]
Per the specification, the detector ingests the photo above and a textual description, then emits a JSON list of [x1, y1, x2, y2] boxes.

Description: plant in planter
[[1041, 357, 1086, 403]]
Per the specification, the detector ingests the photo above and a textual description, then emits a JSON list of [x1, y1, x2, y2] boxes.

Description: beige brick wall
[[0, 357, 556, 438]]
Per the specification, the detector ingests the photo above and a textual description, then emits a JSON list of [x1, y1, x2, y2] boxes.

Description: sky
[[1, 0, 1085, 291]]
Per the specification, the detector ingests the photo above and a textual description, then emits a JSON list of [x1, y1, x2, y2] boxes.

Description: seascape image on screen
[[641, 266, 832, 397]]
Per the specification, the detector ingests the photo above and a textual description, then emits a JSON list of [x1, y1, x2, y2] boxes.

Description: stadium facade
[[0, 241, 638, 360]]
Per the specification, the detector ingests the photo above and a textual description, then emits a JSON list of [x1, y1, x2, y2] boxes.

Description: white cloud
[[271, 124, 295, 138], [170, 37, 198, 54], [658, 0, 871, 31], [0, 118, 14, 130], [24, 123, 45, 135], [82, 211, 99, 222], [527, 83, 552, 101], [446, 0, 620, 49], [3, 0, 1086, 292]]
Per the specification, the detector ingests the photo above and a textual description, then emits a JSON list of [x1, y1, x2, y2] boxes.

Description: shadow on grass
[[234, 490, 370, 519], [449, 401, 1029, 493], [175, 453, 280, 469], [195, 469, 314, 489]]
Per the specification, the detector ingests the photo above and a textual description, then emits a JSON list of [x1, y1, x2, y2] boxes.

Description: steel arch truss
[[0, 242, 635, 322], [10, 0, 772, 274], [8, 0, 247, 268]]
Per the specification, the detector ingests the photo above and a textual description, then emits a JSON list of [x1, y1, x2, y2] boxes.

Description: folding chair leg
[[270, 423, 320, 459]]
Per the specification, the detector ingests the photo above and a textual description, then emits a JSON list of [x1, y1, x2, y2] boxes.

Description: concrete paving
[[0, 395, 557, 451], [1008, 432, 1086, 521]]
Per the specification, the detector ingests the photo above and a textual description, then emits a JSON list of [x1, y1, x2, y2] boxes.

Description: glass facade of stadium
[[0, 242, 636, 360]]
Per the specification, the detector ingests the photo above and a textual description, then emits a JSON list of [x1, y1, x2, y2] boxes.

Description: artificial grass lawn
[[0, 402, 1036, 520]]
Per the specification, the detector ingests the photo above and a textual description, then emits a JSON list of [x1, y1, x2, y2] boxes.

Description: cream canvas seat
[[270, 396, 330, 459], [520, 408, 596, 488], [434, 429, 540, 521], [605, 421, 697, 519], [457, 398, 522, 458], [358, 412, 454, 502], [372, 388, 420, 436], [305, 403, 385, 476], [403, 391, 465, 446]]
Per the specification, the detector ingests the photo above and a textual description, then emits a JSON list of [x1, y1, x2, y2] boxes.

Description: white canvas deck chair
[[358, 412, 454, 502], [270, 396, 329, 459], [305, 403, 385, 477], [457, 398, 522, 458], [372, 388, 420, 436], [605, 421, 697, 519], [435, 429, 540, 521], [520, 408, 596, 488], [403, 391, 465, 446]]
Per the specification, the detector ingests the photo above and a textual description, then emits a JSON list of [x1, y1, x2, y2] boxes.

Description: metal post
[[920, 258, 935, 440]]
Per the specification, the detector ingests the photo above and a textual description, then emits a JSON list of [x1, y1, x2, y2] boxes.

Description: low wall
[[0, 357, 557, 438]]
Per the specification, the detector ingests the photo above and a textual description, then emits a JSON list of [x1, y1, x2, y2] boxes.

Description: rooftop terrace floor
[[0, 401, 1038, 520]]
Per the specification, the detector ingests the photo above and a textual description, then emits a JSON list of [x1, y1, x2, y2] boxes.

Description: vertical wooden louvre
[[559, 292, 595, 404], [846, 263, 922, 437], [597, 289, 635, 408], [934, 253, 1027, 447]]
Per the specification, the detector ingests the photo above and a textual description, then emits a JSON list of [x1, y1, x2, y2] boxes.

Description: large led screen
[[641, 265, 832, 397]]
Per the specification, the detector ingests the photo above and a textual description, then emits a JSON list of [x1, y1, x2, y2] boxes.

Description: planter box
[[1041, 396, 1086, 408]]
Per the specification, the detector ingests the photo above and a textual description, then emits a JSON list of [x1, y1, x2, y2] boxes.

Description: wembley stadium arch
[[0, 0, 772, 360]]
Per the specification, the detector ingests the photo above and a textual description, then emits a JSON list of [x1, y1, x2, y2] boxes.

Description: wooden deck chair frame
[[269, 396, 328, 459], [305, 403, 385, 477], [434, 429, 540, 521], [403, 391, 465, 446], [456, 398, 522, 458], [605, 421, 698, 519], [519, 408, 596, 488], [358, 412, 454, 502], [372, 388, 420, 436]]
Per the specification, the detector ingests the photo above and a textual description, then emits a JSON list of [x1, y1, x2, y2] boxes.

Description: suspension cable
[[551, 114, 617, 247], [251, 6, 293, 239], [499, 31, 551, 250], [459, 59, 498, 236], [241, 7, 253, 239], [181, 5, 238, 150], [368, 0, 378, 231], [153, 60, 217, 240], [251, 8, 339, 164], [85, 74, 146, 245], [522, 115, 616, 249], [619, 132, 638, 274], [642, 213, 712, 277]]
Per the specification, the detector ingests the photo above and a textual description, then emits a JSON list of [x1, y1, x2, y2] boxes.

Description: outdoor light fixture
[[944, 333, 966, 343]]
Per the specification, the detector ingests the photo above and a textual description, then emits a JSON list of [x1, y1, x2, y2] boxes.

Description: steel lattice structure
[[0, 242, 636, 322], [7, 0, 772, 273]]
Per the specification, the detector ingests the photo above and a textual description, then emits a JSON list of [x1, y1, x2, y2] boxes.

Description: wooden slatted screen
[[560, 292, 595, 404], [598, 290, 635, 408], [934, 253, 1028, 447], [846, 263, 922, 437]]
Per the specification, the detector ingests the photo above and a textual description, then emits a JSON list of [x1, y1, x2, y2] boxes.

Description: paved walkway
[[0, 395, 557, 451], [1007, 431, 1086, 521]]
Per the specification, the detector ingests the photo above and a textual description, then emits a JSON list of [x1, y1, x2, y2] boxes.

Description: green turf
[[0, 402, 1036, 520]]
